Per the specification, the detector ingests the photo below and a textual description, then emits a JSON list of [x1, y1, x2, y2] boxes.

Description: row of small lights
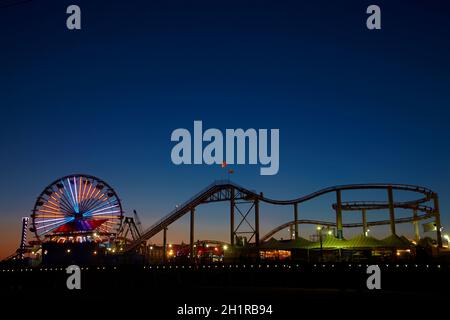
[[1, 263, 445, 272], [60, 244, 229, 256]]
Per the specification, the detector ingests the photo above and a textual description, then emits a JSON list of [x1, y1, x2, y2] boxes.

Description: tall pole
[[294, 203, 299, 240], [230, 188, 235, 246], [433, 194, 443, 248], [336, 190, 343, 239], [163, 227, 167, 264], [255, 198, 260, 246], [19, 217, 29, 259], [387, 186, 396, 236], [319, 227, 323, 262], [190, 208, 195, 262], [413, 209, 420, 242], [362, 209, 367, 236]]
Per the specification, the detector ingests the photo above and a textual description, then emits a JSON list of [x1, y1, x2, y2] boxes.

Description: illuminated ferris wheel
[[30, 174, 123, 243]]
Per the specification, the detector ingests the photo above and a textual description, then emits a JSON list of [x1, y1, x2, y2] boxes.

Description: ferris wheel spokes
[[31, 174, 124, 242]]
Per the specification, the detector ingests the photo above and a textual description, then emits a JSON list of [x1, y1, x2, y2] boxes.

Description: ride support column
[[413, 209, 420, 242], [336, 190, 343, 239], [255, 198, 260, 246], [190, 208, 195, 261], [163, 227, 167, 263], [387, 186, 396, 236], [294, 203, 299, 240], [362, 209, 367, 236], [433, 194, 443, 248], [230, 188, 235, 246]]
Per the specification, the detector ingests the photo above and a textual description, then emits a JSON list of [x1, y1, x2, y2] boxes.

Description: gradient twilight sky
[[1, 0, 449, 258]]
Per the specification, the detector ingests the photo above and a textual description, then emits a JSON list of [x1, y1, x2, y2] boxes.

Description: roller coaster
[[126, 180, 443, 256]]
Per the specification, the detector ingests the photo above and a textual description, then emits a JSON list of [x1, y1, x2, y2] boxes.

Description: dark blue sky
[[1, 0, 449, 257]]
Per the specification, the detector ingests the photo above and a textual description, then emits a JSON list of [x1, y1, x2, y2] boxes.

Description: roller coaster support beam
[[163, 227, 167, 263], [190, 208, 195, 261], [294, 203, 299, 240], [255, 198, 260, 246], [230, 188, 235, 246], [388, 186, 396, 235], [413, 209, 420, 242], [362, 209, 367, 236], [336, 190, 343, 239], [433, 194, 443, 248]]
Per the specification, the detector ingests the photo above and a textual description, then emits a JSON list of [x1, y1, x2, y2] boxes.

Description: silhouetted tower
[[19, 217, 29, 259]]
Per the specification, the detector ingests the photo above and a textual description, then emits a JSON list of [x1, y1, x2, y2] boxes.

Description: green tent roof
[[345, 234, 384, 249], [260, 234, 415, 250], [260, 237, 312, 249], [380, 235, 413, 249], [308, 235, 348, 249], [278, 237, 313, 249], [260, 237, 282, 249]]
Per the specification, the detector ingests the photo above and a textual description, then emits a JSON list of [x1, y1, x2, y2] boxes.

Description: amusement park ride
[[30, 175, 124, 243], [3, 174, 447, 265]]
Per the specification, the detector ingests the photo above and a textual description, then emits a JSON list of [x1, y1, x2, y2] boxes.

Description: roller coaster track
[[126, 180, 438, 251], [333, 201, 434, 213], [260, 213, 434, 242]]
